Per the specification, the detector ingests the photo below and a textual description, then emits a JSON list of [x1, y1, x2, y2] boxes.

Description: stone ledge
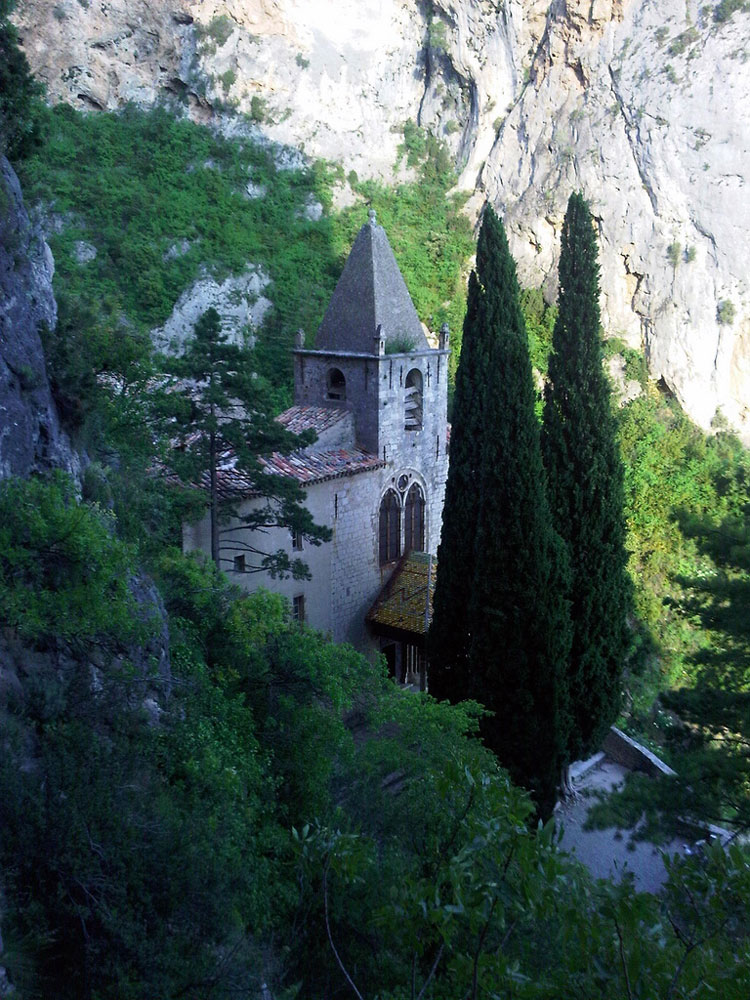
[[602, 726, 677, 778]]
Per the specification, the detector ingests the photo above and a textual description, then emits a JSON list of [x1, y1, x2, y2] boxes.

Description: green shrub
[[718, 298, 736, 324], [219, 68, 236, 93], [202, 14, 235, 46], [667, 240, 681, 267], [385, 332, 418, 354], [668, 26, 699, 55], [0, 0, 46, 160], [249, 94, 266, 121], [295, 52, 310, 69], [714, 0, 749, 22], [0, 473, 141, 646], [427, 17, 449, 54]]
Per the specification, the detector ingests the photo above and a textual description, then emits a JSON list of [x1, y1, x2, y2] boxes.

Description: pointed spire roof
[[314, 210, 429, 354]]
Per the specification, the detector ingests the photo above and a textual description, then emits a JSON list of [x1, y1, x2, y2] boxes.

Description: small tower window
[[404, 484, 426, 554], [327, 367, 346, 401], [379, 489, 401, 566], [405, 369, 423, 430]]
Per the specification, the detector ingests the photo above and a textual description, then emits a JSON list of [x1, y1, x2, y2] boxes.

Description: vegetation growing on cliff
[[18, 105, 472, 398], [2, 474, 750, 998], [4, 87, 750, 995], [0, 0, 44, 160]]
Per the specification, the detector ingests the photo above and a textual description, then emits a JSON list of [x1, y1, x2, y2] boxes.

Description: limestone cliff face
[[0, 157, 76, 479], [13, 0, 750, 438]]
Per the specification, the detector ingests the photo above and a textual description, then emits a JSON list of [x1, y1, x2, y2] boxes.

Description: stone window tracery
[[379, 489, 401, 566], [404, 483, 426, 553]]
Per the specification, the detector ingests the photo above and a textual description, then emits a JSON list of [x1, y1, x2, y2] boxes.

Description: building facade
[[183, 211, 449, 665]]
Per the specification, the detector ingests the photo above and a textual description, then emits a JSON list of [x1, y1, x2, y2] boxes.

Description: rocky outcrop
[[0, 157, 77, 480], [483, 0, 750, 438], [12, 0, 750, 439], [153, 265, 272, 353]]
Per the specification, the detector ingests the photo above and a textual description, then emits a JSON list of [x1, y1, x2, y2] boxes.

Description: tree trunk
[[210, 428, 220, 569]]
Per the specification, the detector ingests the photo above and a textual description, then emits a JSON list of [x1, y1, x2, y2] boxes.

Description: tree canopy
[[0, 0, 44, 160], [164, 307, 330, 573], [541, 192, 630, 762], [431, 206, 570, 818]]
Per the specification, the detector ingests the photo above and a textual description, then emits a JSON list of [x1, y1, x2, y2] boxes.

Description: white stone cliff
[[14, 0, 750, 437]]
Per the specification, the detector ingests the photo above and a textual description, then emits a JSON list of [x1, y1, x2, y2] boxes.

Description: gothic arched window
[[327, 367, 346, 401], [404, 368, 423, 430], [404, 483, 426, 553], [379, 489, 401, 566]]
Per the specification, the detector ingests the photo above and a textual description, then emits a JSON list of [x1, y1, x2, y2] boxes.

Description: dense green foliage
[[618, 391, 750, 713], [714, 0, 749, 23], [542, 193, 630, 761], [18, 106, 472, 398], [163, 307, 329, 571], [431, 208, 570, 818], [0, 0, 44, 160], [18, 103, 338, 391], [5, 83, 750, 997], [587, 498, 750, 840], [3, 475, 750, 998]]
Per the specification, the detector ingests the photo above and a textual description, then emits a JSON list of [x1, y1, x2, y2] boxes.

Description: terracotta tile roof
[[262, 448, 384, 484], [366, 551, 436, 641], [277, 405, 350, 435], [208, 447, 384, 500]]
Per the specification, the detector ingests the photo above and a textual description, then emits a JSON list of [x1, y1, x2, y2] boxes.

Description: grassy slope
[[18, 105, 473, 399]]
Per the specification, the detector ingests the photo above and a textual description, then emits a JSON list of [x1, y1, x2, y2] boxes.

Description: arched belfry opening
[[379, 489, 400, 566], [404, 483, 426, 553], [404, 369, 423, 430], [326, 367, 346, 401]]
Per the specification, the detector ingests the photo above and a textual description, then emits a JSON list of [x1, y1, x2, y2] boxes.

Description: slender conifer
[[428, 269, 487, 703], [431, 207, 570, 817], [541, 192, 630, 762]]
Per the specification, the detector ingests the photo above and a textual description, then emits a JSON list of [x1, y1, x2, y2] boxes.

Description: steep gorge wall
[[0, 157, 76, 479], [13, 0, 750, 438]]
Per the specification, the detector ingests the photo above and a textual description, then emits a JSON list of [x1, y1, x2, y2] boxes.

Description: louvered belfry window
[[404, 369, 423, 430], [404, 483, 425, 553], [379, 490, 401, 565]]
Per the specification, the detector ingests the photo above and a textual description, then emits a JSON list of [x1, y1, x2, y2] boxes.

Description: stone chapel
[[183, 211, 450, 683]]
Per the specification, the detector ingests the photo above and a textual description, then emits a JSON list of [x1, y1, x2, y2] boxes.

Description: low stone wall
[[603, 726, 677, 778]]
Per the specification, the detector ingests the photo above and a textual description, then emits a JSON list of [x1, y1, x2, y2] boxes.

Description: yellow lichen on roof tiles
[[366, 552, 436, 637]]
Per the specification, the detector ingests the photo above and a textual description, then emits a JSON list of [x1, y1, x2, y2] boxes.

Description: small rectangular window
[[233, 554, 246, 573], [291, 530, 303, 551], [292, 594, 305, 624]]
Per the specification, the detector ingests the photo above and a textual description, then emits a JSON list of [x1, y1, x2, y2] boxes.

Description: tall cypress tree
[[541, 192, 630, 763], [428, 269, 487, 704], [431, 207, 570, 817]]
